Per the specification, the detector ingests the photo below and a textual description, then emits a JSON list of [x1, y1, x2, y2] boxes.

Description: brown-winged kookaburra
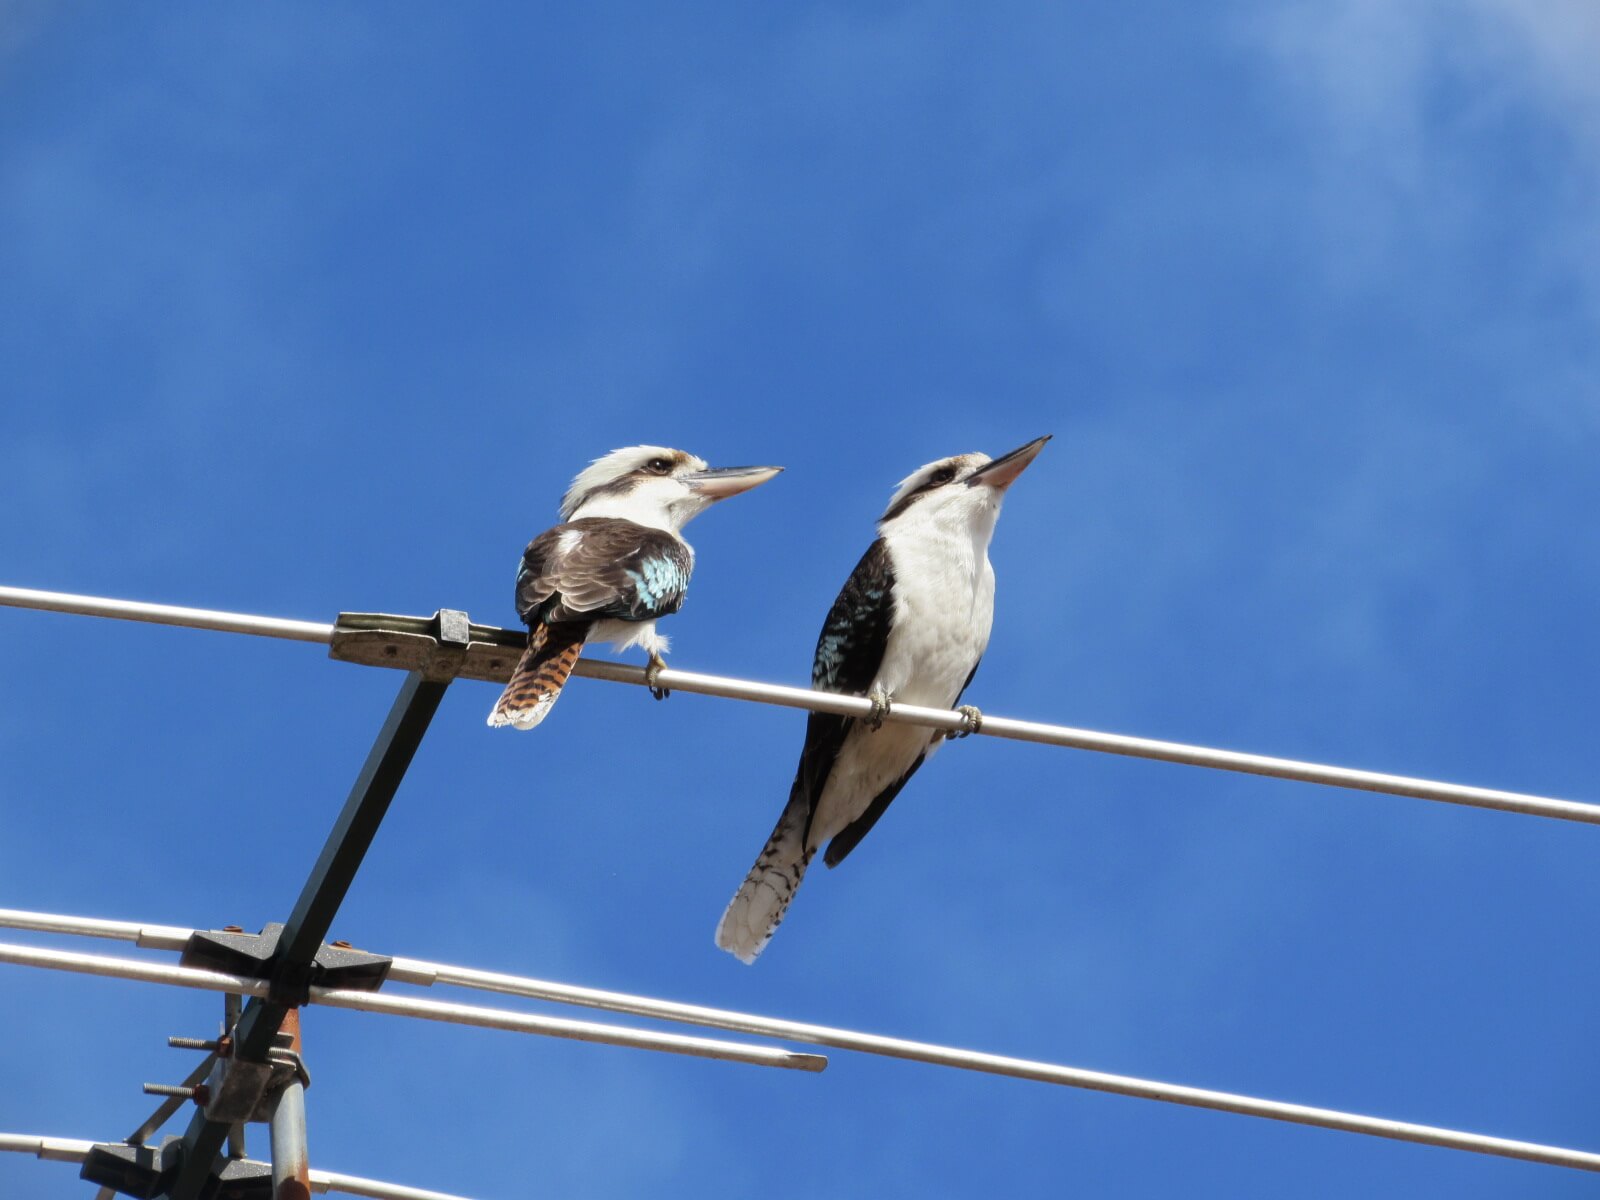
[[715, 436, 1050, 962], [488, 445, 782, 730]]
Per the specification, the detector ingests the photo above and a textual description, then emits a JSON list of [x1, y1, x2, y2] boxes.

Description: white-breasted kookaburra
[[715, 436, 1050, 962], [488, 446, 782, 730]]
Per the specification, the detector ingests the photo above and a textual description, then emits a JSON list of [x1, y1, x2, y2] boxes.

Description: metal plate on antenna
[[81, 1136, 272, 1199], [329, 611, 525, 683], [180, 923, 391, 995]]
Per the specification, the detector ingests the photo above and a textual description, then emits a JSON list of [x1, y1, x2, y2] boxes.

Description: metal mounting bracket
[[79, 1136, 272, 1199], [179, 923, 391, 1007], [328, 608, 521, 682]]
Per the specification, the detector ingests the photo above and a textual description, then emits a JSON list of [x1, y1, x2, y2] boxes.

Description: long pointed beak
[[683, 464, 784, 501], [965, 435, 1051, 491]]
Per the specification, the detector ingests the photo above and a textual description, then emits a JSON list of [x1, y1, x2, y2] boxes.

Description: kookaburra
[[715, 436, 1050, 962], [488, 446, 782, 730]]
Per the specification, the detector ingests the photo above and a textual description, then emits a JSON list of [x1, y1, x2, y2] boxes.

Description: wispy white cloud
[[1232, 0, 1600, 462], [1245, 0, 1600, 154], [1468, 0, 1600, 132], [1239, 0, 1600, 286]]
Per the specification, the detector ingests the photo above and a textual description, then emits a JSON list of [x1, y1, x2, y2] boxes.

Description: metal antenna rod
[[0, 585, 331, 641], [0, 942, 827, 1072], [2, 584, 1595, 825], [0, 938, 1591, 1174]]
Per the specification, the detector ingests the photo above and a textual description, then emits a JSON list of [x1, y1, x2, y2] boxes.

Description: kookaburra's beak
[[965, 435, 1051, 492], [683, 464, 785, 501]]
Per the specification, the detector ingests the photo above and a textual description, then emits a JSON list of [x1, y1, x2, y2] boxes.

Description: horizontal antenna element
[[1, 584, 1594, 825], [2, 912, 1596, 1175]]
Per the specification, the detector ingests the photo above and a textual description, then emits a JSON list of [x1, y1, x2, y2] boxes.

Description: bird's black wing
[[824, 599, 982, 867], [791, 537, 896, 841], [516, 517, 694, 627]]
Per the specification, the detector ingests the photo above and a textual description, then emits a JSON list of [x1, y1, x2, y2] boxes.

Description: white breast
[[807, 519, 996, 850], [875, 523, 995, 706]]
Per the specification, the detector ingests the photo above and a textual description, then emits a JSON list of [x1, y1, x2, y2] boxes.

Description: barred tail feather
[[487, 621, 589, 730], [715, 792, 814, 964]]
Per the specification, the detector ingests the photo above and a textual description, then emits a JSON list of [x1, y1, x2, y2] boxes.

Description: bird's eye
[[645, 457, 673, 475], [931, 466, 957, 484]]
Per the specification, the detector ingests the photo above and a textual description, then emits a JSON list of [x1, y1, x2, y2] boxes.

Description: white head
[[878, 435, 1051, 535], [561, 445, 783, 532]]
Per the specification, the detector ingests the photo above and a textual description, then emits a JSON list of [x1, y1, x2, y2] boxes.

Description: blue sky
[[3, 3, 1599, 1196]]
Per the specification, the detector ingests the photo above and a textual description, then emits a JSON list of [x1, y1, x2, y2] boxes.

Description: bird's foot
[[951, 704, 984, 739], [645, 654, 670, 701], [864, 687, 892, 732]]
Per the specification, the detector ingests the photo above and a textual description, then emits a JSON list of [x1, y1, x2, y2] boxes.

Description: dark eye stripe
[[880, 462, 962, 521]]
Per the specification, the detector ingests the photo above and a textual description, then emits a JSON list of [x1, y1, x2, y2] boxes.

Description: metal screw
[[168, 1036, 221, 1051], [143, 1083, 211, 1104]]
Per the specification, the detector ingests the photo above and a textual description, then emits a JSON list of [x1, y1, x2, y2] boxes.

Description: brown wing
[[516, 517, 694, 627]]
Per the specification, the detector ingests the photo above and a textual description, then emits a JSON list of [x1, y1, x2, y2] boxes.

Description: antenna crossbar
[[0, 941, 824, 1072], [1, 584, 1594, 826], [1, 912, 1594, 1175]]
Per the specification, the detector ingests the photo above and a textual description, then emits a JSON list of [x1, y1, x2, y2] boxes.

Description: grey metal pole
[[225, 992, 247, 1160], [269, 1009, 312, 1200], [0, 585, 332, 641], [0, 941, 827, 1071], [0, 938, 1595, 1173], [582, 659, 1600, 825], [172, 666, 458, 1200], [3, 585, 1596, 827]]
